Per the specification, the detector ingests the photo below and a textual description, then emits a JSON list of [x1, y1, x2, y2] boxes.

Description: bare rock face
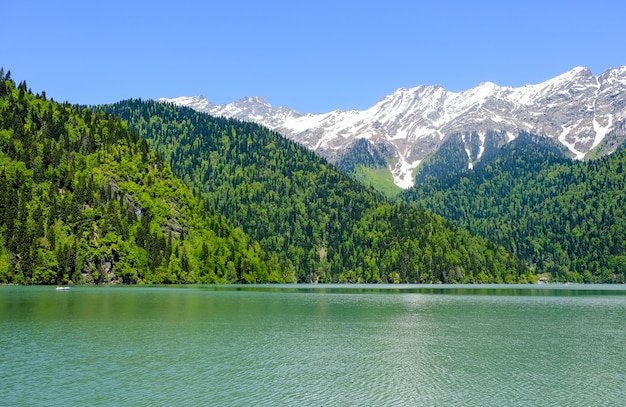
[[159, 66, 626, 188]]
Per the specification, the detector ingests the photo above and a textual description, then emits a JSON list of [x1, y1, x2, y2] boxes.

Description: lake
[[1, 284, 625, 406]]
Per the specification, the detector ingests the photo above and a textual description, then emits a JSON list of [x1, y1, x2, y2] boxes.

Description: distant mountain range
[[159, 66, 626, 188]]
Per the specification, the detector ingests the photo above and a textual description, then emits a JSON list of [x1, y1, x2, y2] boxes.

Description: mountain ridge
[[104, 99, 530, 284], [159, 66, 626, 188], [401, 130, 626, 283]]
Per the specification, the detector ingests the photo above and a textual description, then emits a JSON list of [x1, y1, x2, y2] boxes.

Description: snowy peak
[[159, 66, 626, 188], [159, 95, 303, 129], [229, 96, 272, 110], [599, 66, 626, 93], [554, 66, 593, 82], [158, 95, 215, 111]]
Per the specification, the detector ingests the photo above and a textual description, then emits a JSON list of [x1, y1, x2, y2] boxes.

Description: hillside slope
[[0, 74, 291, 284], [403, 132, 626, 283], [103, 100, 529, 283]]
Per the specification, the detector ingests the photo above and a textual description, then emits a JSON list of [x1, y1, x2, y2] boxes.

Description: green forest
[[101, 99, 529, 284], [335, 139, 401, 196], [403, 132, 626, 283], [10, 67, 621, 285], [0, 72, 291, 284], [412, 131, 511, 184]]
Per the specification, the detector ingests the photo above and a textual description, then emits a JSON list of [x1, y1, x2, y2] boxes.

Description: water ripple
[[2, 286, 626, 406]]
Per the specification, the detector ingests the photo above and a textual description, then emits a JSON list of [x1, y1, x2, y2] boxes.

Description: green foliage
[[403, 131, 626, 283], [101, 99, 527, 283], [335, 139, 400, 196], [586, 121, 626, 160], [413, 131, 511, 184], [352, 165, 402, 197], [335, 138, 389, 173], [0, 76, 291, 284]]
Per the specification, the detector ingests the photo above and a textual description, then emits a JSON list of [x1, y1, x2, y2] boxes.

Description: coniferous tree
[[100, 99, 528, 283], [0, 76, 290, 284]]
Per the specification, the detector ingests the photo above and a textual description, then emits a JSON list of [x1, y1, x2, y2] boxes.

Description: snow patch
[[477, 132, 486, 161], [592, 113, 614, 150], [314, 131, 340, 150], [559, 124, 586, 160], [390, 157, 421, 189], [160, 66, 626, 189]]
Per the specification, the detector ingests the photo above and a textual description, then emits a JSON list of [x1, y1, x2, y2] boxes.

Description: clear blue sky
[[4, 0, 626, 113]]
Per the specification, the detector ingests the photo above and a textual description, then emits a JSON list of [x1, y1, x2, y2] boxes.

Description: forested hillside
[[403, 132, 626, 283], [334, 139, 401, 196], [412, 131, 511, 184], [0, 72, 291, 284], [102, 100, 530, 283]]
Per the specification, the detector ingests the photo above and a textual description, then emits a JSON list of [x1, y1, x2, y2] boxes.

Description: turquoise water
[[1, 284, 625, 406]]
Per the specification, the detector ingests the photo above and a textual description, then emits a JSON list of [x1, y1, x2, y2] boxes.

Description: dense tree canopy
[[403, 132, 626, 283], [102, 100, 529, 283], [0, 75, 291, 284]]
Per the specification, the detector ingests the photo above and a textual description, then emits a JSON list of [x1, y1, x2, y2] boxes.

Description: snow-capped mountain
[[161, 95, 304, 129], [159, 66, 626, 188]]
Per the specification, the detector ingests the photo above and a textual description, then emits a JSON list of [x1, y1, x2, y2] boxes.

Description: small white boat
[[55, 286, 70, 291]]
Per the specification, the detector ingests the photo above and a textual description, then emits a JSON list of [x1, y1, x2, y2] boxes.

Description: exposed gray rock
[[160, 66, 626, 188]]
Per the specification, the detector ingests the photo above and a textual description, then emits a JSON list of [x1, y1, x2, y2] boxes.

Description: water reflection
[[202, 283, 626, 296], [1, 284, 625, 406]]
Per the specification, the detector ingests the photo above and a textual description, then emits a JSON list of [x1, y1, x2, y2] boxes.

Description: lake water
[[1, 284, 626, 406]]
